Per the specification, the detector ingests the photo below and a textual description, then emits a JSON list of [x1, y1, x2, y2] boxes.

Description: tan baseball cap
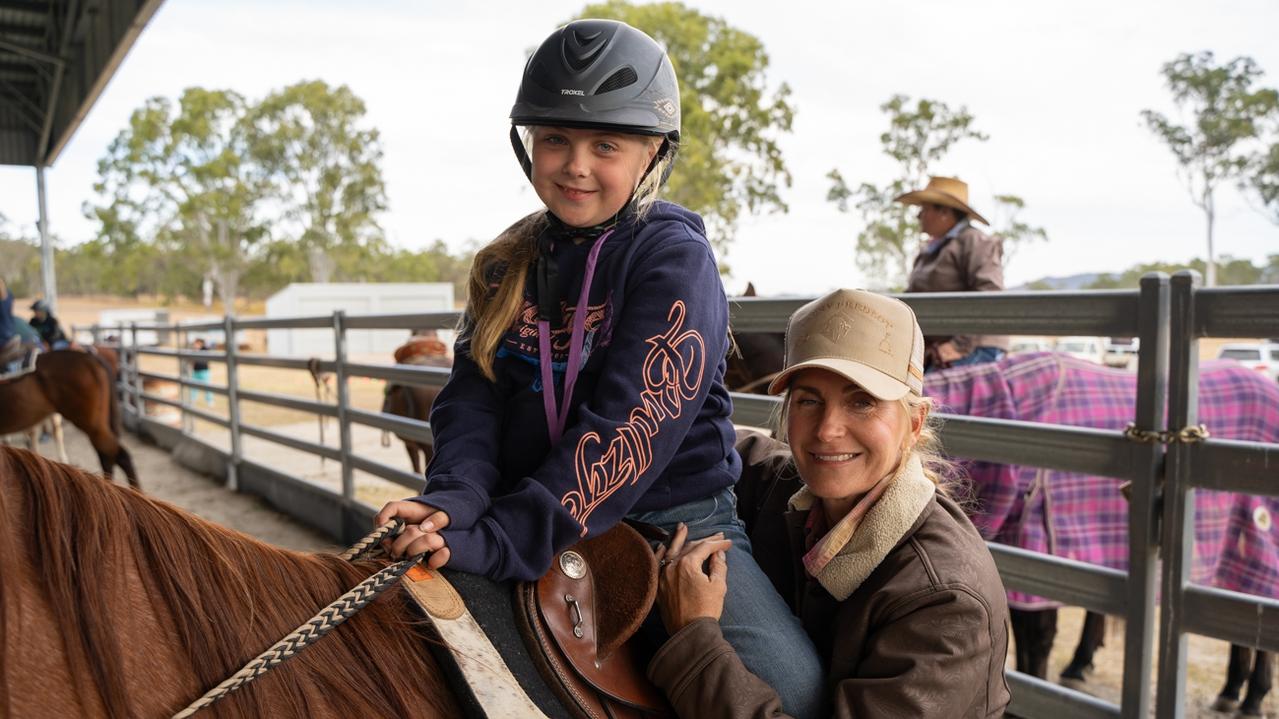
[[766, 289, 925, 399]]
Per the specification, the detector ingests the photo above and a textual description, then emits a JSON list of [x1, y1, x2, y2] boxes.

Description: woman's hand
[[655, 523, 732, 634], [374, 500, 453, 569]]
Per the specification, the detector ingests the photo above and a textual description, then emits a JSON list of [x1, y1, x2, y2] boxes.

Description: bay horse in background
[[381, 335, 451, 474], [0, 349, 138, 488], [725, 283, 784, 394]]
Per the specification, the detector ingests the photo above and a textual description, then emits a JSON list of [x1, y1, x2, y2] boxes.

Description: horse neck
[[0, 448, 460, 718]]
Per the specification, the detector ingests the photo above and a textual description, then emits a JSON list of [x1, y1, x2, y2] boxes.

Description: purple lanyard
[[538, 229, 612, 445]]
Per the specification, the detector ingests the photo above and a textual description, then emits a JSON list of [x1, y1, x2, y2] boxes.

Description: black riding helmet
[[509, 19, 681, 181]]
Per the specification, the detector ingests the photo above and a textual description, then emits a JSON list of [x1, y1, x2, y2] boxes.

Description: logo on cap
[[817, 314, 852, 344]]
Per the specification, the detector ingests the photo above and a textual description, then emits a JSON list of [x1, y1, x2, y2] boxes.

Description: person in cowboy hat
[[895, 176, 1008, 370]]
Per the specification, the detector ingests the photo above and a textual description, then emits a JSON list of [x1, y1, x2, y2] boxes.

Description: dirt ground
[[12, 424, 1267, 718]]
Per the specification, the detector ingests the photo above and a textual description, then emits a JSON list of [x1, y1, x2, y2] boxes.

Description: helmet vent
[[596, 66, 638, 94], [565, 29, 605, 72]]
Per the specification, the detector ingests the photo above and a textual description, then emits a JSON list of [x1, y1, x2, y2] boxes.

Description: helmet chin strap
[[511, 126, 533, 180], [536, 200, 636, 329]]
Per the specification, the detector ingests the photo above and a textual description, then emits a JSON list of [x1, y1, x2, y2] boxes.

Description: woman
[[648, 288, 1011, 718], [896, 176, 1008, 369], [375, 19, 823, 717]]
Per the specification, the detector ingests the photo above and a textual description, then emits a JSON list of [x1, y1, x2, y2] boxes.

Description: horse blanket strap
[[400, 564, 550, 718], [516, 523, 674, 719]]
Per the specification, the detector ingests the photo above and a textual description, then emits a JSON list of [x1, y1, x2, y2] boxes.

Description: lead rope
[[172, 519, 422, 718]]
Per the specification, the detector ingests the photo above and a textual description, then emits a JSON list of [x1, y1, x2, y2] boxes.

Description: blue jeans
[[948, 345, 1005, 368], [629, 487, 824, 719]]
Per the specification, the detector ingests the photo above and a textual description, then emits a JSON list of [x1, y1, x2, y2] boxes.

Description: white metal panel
[[264, 283, 455, 357]]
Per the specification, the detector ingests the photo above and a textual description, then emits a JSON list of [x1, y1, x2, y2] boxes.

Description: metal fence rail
[[78, 273, 1279, 719]]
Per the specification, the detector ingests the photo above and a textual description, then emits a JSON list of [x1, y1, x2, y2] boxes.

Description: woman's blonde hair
[[462, 132, 674, 381]]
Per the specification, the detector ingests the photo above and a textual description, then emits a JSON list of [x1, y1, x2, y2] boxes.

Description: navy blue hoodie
[[416, 201, 740, 581]]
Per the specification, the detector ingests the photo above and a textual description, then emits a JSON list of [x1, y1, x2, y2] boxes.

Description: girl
[[376, 19, 822, 718], [648, 289, 1011, 718]]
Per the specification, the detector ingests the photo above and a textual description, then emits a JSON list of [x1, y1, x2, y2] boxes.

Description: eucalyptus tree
[[1142, 51, 1279, 287], [86, 88, 271, 309], [248, 80, 388, 282]]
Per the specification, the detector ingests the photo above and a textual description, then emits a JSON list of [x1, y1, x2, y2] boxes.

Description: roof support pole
[[36, 164, 56, 312]]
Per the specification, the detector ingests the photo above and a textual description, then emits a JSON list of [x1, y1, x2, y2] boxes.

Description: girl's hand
[[655, 523, 731, 633], [374, 500, 453, 569]]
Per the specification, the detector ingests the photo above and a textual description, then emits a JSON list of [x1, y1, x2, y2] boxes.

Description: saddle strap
[[401, 564, 550, 719]]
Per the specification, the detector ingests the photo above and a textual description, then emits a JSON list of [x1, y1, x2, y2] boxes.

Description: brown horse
[[0, 349, 138, 488], [381, 383, 443, 474], [0, 445, 462, 717], [381, 349, 450, 475]]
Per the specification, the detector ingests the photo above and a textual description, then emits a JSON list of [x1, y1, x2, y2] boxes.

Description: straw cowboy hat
[[894, 176, 989, 225]]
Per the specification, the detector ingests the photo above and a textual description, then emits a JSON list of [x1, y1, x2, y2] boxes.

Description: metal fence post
[[223, 315, 241, 492], [1120, 273, 1170, 718], [1155, 270, 1200, 719], [130, 322, 144, 423], [333, 311, 355, 505], [178, 324, 191, 434]]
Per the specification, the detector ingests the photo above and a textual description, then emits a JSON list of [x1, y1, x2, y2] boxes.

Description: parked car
[[1054, 336, 1107, 364], [1104, 337, 1140, 370], [1009, 337, 1053, 355], [1217, 342, 1279, 382]]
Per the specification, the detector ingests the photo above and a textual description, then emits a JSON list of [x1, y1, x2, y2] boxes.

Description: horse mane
[[0, 447, 456, 717]]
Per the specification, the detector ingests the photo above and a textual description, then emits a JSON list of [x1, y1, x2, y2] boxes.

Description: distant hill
[[1012, 273, 1103, 291]]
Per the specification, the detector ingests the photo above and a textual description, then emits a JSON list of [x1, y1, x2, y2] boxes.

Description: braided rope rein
[[172, 519, 421, 718]]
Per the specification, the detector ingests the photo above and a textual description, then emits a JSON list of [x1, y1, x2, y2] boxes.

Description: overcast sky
[[2, 0, 1277, 295]]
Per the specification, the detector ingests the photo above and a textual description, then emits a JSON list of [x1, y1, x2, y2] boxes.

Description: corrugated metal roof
[[0, 0, 164, 168]]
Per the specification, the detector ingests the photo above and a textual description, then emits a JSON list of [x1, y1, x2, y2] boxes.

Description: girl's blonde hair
[[462, 132, 674, 381], [773, 389, 965, 497]]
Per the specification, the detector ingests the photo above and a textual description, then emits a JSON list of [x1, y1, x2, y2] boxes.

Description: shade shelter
[[0, 0, 164, 311]]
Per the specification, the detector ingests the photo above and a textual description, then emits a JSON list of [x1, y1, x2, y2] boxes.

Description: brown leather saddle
[[515, 522, 674, 719]]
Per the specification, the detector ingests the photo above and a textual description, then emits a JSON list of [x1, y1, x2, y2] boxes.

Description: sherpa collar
[[787, 454, 936, 601]]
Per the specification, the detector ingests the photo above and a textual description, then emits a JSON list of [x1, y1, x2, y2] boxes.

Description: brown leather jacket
[[906, 223, 1009, 358], [648, 432, 1011, 718]]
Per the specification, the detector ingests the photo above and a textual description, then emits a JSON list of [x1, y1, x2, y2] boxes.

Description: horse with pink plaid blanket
[[926, 352, 1278, 711]]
